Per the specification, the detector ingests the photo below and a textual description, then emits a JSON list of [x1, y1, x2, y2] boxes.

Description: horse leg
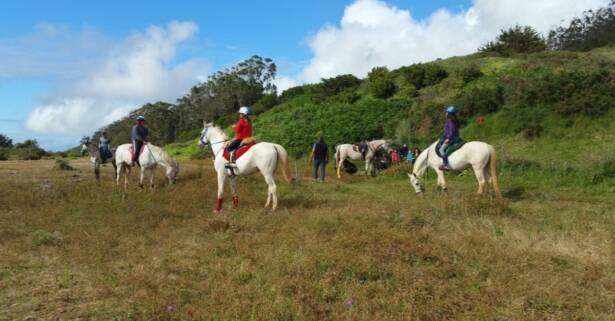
[[436, 169, 447, 192], [263, 174, 277, 210], [139, 167, 145, 191], [230, 176, 239, 208], [337, 157, 344, 179], [364, 157, 370, 176], [215, 172, 225, 213], [116, 164, 122, 187], [124, 165, 130, 192], [149, 168, 155, 190], [94, 163, 100, 181], [483, 166, 492, 195], [112, 161, 118, 180], [473, 165, 486, 195]]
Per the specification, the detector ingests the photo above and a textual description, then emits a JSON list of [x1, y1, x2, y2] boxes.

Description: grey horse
[[81, 138, 117, 181]]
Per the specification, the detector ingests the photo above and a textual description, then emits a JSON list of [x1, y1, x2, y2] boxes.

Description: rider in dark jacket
[[99, 131, 112, 161], [439, 106, 460, 171], [131, 115, 149, 166]]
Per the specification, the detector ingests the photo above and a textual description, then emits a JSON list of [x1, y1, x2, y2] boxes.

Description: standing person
[[399, 144, 409, 159], [226, 106, 253, 168], [310, 136, 329, 182], [99, 131, 112, 161], [131, 115, 149, 167], [390, 148, 400, 164], [439, 106, 460, 171]]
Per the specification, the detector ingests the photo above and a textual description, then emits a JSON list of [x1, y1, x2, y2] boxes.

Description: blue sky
[[0, 0, 606, 150]]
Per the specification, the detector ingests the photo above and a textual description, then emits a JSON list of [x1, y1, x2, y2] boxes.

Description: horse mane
[[208, 125, 229, 140], [148, 144, 178, 168]]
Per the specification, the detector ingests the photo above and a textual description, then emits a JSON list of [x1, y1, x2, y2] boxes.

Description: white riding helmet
[[238, 106, 252, 115]]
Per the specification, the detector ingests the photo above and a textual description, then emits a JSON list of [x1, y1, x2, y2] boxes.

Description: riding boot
[[226, 151, 238, 168], [439, 156, 450, 171]]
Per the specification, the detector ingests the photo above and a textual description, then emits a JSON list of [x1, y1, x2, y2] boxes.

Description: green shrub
[[457, 80, 504, 116], [32, 230, 63, 246], [190, 148, 210, 160], [397, 63, 448, 90], [591, 160, 615, 184], [54, 159, 74, 171], [368, 67, 397, 99], [0, 148, 8, 161], [459, 64, 484, 84]]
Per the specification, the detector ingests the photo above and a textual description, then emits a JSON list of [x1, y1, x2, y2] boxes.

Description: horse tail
[[273, 144, 292, 183], [489, 145, 503, 200]]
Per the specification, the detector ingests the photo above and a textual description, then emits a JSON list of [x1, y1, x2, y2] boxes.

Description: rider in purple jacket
[[439, 106, 460, 171]]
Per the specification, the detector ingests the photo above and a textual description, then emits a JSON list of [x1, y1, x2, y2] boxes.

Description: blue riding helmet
[[136, 115, 145, 121], [446, 106, 458, 114], [238, 106, 252, 115]]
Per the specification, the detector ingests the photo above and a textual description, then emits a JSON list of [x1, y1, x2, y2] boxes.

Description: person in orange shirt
[[226, 106, 253, 167]]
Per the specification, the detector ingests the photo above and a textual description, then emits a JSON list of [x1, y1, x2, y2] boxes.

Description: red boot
[[214, 198, 223, 213]]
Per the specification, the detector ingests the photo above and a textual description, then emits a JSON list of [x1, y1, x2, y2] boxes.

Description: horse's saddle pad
[[128, 145, 146, 158], [436, 137, 465, 158], [223, 143, 257, 161]]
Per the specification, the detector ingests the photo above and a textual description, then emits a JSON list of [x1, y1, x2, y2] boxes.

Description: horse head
[[199, 121, 215, 147], [407, 172, 424, 195], [166, 161, 179, 184]]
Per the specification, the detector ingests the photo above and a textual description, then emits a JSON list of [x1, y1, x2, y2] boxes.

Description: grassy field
[[1, 155, 614, 321]]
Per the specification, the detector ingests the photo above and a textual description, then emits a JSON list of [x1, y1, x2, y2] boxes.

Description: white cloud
[[298, 0, 610, 82], [25, 21, 209, 135]]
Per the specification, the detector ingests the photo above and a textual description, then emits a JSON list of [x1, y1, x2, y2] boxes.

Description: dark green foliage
[[367, 67, 396, 99], [591, 160, 615, 184], [13, 139, 47, 160], [548, 1, 615, 51], [175, 55, 276, 128], [54, 159, 74, 171], [0, 133, 12, 148], [0, 148, 8, 161], [459, 65, 484, 84], [255, 98, 409, 157], [252, 94, 279, 114], [397, 63, 448, 90], [319, 74, 362, 97], [480, 25, 546, 56], [279, 86, 305, 102], [457, 80, 504, 116]]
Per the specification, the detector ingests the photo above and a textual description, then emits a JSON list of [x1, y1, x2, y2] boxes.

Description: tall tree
[[0, 133, 12, 148], [548, 1, 615, 51]]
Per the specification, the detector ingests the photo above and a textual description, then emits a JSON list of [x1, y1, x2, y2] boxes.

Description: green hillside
[[161, 47, 615, 191]]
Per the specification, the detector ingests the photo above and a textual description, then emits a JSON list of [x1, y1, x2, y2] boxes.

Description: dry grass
[[1, 159, 614, 321]]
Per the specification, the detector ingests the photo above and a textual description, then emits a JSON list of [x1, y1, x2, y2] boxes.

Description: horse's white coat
[[334, 140, 388, 178], [199, 123, 290, 212], [408, 141, 502, 198], [114, 143, 179, 191]]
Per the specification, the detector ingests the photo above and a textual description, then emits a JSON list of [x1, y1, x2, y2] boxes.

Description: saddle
[[223, 142, 257, 161], [435, 137, 465, 158], [129, 145, 146, 159]]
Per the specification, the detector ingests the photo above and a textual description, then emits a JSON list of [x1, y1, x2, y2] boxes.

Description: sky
[[0, 0, 609, 150]]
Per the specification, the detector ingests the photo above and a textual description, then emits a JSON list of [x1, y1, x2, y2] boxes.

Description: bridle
[[200, 127, 229, 158]]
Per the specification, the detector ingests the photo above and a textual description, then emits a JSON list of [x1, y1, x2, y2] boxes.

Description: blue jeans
[[313, 159, 327, 181], [439, 142, 450, 166]]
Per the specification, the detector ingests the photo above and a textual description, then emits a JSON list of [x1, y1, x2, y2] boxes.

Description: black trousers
[[226, 139, 242, 152]]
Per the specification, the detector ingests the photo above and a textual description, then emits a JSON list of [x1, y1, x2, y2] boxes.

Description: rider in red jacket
[[226, 106, 253, 166]]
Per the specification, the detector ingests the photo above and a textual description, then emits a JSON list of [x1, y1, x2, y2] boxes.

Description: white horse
[[115, 143, 179, 191], [81, 139, 116, 181], [334, 140, 388, 178], [408, 141, 502, 198], [199, 122, 291, 212]]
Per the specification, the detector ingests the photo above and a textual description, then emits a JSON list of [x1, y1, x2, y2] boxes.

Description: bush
[[320, 74, 362, 97], [591, 160, 615, 184], [459, 65, 484, 84], [397, 63, 448, 90], [523, 123, 544, 139], [32, 230, 63, 246], [457, 80, 504, 116], [190, 148, 210, 160], [0, 148, 8, 161], [480, 25, 546, 56], [368, 67, 396, 99], [54, 159, 74, 171], [13, 139, 47, 160], [279, 85, 305, 102]]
